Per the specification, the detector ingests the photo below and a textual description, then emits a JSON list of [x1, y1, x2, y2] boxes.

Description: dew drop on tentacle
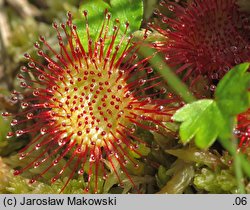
[[17, 73, 25, 80], [34, 161, 41, 168], [20, 66, 28, 73], [102, 174, 108, 180], [21, 102, 29, 109], [153, 9, 160, 16], [35, 144, 41, 150], [6, 132, 14, 139], [138, 79, 146, 86], [19, 153, 26, 160], [40, 127, 47, 135], [10, 119, 18, 126], [78, 169, 84, 175], [33, 89, 40, 96], [13, 170, 21, 176], [53, 159, 59, 166], [2, 112, 12, 118], [20, 81, 28, 88], [38, 74, 46, 81], [16, 130, 24, 137], [24, 53, 31, 59], [26, 113, 34, 119], [29, 179, 36, 184], [51, 177, 57, 183], [209, 85, 216, 92]]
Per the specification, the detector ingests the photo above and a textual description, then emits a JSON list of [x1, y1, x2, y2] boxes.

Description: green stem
[[232, 139, 245, 193], [138, 47, 196, 103], [224, 118, 245, 193]]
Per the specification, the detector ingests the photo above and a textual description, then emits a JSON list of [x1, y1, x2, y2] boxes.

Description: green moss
[[194, 168, 238, 193]]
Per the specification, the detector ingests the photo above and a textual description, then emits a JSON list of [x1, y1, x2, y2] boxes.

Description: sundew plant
[[0, 0, 250, 194]]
